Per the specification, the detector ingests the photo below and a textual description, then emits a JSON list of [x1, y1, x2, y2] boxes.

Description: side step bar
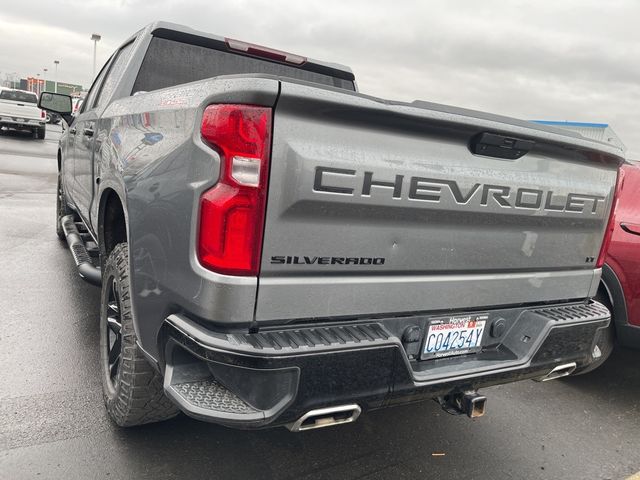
[[61, 214, 101, 286]]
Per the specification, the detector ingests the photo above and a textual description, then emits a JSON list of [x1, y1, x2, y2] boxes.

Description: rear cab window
[[133, 35, 355, 93], [0, 90, 37, 103]]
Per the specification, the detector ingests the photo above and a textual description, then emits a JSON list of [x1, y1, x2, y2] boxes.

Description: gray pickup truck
[[39, 22, 624, 431]]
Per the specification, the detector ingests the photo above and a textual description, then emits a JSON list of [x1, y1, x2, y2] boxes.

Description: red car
[[594, 161, 640, 368]]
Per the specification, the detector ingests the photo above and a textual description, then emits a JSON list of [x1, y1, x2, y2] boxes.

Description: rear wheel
[[100, 243, 178, 426], [37, 127, 45, 139]]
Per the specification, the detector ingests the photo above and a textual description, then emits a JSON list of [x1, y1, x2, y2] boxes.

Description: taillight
[[596, 168, 625, 268], [198, 104, 272, 276], [40, 109, 45, 119]]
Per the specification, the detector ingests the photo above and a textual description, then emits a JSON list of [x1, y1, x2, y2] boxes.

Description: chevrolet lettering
[[313, 166, 607, 215]]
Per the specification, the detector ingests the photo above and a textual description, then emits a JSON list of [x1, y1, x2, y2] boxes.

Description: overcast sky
[[1, 0, 639, 157]]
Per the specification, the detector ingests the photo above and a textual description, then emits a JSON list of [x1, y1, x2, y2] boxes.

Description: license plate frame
[[421, 313, 488, 360]]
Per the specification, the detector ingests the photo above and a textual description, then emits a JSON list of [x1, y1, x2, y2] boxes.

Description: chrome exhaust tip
[[287, 404, 361, 432], [535, 362, 577, 382]]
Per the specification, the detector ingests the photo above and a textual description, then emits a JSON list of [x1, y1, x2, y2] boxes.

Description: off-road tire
[[56, 174, 69, 241], [100, 243, 178, 426]]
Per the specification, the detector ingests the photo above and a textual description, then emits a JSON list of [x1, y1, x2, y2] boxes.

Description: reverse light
[[198, 104, 272, 276], [596, 168, 624, 268]]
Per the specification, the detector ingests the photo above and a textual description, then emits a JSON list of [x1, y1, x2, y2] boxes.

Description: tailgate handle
[[621, 223, 640, 236], [470, 132, 535, 160]]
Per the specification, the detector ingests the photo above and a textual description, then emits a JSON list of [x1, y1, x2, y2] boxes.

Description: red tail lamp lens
[[198, 105, 272, 276]]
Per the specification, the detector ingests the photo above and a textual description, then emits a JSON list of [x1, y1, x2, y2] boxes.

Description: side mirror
[[38, 92, 72, 115]]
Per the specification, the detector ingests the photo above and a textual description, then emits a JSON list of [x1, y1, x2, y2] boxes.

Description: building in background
[[46, 81, 84, 96], [532, 120, 626, 153], [10, 77, 84, 96], [21, 77, 45, 95]]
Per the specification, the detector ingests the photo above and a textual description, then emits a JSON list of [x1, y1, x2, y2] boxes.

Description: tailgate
[[256, 82, 622, 322], [0, 100, 41, 120]]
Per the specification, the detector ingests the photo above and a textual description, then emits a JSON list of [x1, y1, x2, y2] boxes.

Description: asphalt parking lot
[[0, 124, 639, 480]]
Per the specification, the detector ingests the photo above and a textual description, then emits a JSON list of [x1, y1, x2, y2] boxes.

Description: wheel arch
[[98, 188, 128, 260], [600, 264, 629, 334]]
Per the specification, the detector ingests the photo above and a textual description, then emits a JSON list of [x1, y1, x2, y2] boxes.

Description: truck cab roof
[[130, 21, 355, 84]]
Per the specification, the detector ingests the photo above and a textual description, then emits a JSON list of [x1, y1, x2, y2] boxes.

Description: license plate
[[421, 313, 487, 359], [15, 118, 25, 123]]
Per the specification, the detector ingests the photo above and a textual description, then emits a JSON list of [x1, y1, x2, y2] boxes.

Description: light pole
[[91, 33, 101, 80], [54, 60, 59, 93], [43, 68, 48, 91]]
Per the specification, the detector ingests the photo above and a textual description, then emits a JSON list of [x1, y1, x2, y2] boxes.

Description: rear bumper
[[0, 117, 44, 128], [160, 301, 610, 429]]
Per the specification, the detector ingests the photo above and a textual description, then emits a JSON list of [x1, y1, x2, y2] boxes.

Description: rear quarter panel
[[94, 77, 279, 359]]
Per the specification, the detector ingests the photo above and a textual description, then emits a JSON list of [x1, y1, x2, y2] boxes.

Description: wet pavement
[[0, 124, 639, 479]]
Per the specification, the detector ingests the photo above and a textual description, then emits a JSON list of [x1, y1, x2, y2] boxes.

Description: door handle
[[69, 127, 77, 134], [469, 132, 535, 160], [83, 128, 94, 137]]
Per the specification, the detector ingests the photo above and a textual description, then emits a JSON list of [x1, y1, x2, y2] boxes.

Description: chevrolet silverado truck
[[39, 22, 624, 430], [0, 87, 46, 139]]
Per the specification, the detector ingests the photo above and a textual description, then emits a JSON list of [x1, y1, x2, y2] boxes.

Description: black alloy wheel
[[105, 276, 123, 385]]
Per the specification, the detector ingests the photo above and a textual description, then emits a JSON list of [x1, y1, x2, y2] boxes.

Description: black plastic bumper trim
[[159, 301, 610, 428]]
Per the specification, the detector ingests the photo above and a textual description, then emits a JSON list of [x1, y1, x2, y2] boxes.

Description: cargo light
[[596, 168, 624, 269], [225, 38, 306, 65], [198, 104, 272, 276]]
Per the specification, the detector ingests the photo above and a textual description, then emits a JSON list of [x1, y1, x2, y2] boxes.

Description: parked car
[[38, 21, 623, 431], [597, 161, 640, 358], [71, 97, 83, 116], [0, 87, 46, 138], [46, 111, 61, 124]]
